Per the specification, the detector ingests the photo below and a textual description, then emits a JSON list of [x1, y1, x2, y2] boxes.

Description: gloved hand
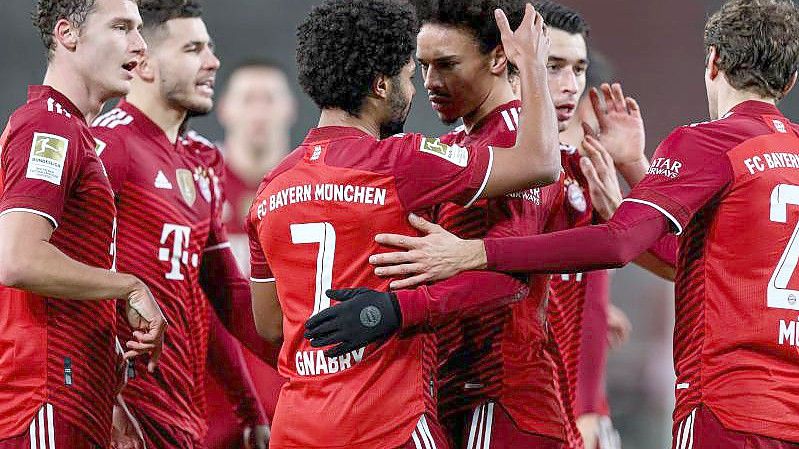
[[304, 288, 401, 357]]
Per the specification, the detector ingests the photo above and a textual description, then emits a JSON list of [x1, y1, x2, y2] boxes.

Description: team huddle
[[1, 0, 798, 448]]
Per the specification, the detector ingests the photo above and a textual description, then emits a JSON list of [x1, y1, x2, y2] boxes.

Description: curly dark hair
[[33, 0, 97, 55], [138, 0, 202, 41], [296, 0, 417, 116], [412, 0, 527, 55], [705, 0, 799, 100]]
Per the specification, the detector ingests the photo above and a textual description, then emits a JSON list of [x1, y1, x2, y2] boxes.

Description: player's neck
[[42, 65, 107, 123], [462, 80, 517, 134], [225, 133, 288, 185], [317, 109, 381, 139], [716, 86, 776, 119], [125, 90, 187, 145]]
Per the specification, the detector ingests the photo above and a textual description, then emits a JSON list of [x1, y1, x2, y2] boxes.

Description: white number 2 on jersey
[[769, 184, 799, 310], [290, 222, 336, 315]]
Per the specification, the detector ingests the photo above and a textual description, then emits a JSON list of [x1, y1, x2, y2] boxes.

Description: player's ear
[[53, 18, 79, 52], [705, 46, 720, 81], [490, 45, 509, 76], [370, 73, 390, 101], [135, 55, 156, 83]]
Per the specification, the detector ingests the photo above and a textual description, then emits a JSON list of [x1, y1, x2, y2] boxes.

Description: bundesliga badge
[[567, 181, 587, 213], [176, 168, 197, 207]]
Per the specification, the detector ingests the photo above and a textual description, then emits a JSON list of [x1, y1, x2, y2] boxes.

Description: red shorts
[[134, 410, 206, 449], [397, 414, 452, 449], [461, 402, 565, 449], [672, 405, 799, 449], [0, 403, 100, 449]]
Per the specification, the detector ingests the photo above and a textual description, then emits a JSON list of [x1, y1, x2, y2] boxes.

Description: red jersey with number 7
[[622, 101, 799, 442], [247, 126, 493, 449]]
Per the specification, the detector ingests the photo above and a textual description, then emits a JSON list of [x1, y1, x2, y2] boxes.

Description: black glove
[[303, 288, 401, 358]]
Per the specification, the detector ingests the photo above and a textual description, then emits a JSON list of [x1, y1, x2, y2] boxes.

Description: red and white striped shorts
[[397, 414, 452, 449], [672, 405, 799, 449], [461, 402, 565, 449], [0, 403, 98, 449]]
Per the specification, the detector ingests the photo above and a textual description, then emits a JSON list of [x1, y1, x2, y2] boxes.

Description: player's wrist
[[464, 239, 488, 271], [616, 156, 649, 186]]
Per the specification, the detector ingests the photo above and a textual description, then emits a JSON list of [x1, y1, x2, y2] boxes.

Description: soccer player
[[368, 1, 799, 448], [90, 1, 266, 448], [205, 59, 295, 449], [0, 1, 167, 448], [248, 0, 561, 447]]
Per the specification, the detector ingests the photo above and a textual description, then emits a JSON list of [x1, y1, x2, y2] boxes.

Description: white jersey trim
[[204, 242, 232, 252], [0, 208, 58, 229], [250, 277, 275, 283], [465, 147, 494, 208], [621, 198, 684, 235]]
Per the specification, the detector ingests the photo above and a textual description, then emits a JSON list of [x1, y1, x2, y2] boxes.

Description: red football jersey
[[247, 126, 492, 448], [0, 86, 117, 447], [624, 101, 799, 442], [92, 101, 225, 441], [547, 145, 602, 449], [433, 101, 567, 441], [205, 149, 285, 448]]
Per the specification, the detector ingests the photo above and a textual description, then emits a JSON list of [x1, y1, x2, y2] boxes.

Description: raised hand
[[579, 135, 623, 221], [495, 3, 550, 68], [587, 83, 646, 166]]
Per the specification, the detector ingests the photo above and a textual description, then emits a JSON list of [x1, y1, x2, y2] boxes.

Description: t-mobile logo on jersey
[[158, 224, 199, 280]]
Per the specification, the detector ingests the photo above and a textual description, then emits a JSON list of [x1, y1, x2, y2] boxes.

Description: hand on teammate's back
[[304, 288, 401, 357], [123, 280, 168, 373]]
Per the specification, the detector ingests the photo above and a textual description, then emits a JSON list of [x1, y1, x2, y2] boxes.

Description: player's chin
[[186, 98, 214, 116]]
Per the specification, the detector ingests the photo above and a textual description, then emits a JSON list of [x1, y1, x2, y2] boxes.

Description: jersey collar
[[468, 99, 522, 135], [728, 100, 783, 117], [116, 99, 183, 150], [303, 126, 372, 145], [28, 85, 86, 123]]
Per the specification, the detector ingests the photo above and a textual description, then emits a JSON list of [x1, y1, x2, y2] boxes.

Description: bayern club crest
[[567, 182, 587, 213], [176, 169, 196, 207]]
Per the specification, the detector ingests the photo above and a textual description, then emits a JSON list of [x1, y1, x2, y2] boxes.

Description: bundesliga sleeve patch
[[27, 132, 68, 185], [419, 137, 469, 167]]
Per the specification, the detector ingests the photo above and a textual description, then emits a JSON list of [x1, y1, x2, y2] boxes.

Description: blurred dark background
[[1, 1, 794, 448]]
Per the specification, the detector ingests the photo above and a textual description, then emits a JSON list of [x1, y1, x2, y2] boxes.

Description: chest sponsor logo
[[566, 180, 587, 213], [158, 223, 197, 280], [506, 188, 541, 205], [419, 137, 469, 167], [646, 157, 682, 179], [154, 170, 173, 190], [27, 132, 68, 185], [176, 168, 196, 206]]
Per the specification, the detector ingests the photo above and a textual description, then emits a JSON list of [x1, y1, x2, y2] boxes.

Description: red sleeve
[[93, 128, 129, 195], [648, 233, 678, 269], [201, 244, 280, 366], [575, 271, 610, 416], [389, 134, 492, 211], [246, 186, 273, 282], [484, 201, 670, 273], [623, 126, 733, 235], [0, 111, 83, 227], [207, 309, 269, 427], [394, 271, 529, 330]]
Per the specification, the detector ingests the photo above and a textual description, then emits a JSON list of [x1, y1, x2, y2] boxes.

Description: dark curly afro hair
[[412, 0, 527, 55], [297, 0, 418, 116]]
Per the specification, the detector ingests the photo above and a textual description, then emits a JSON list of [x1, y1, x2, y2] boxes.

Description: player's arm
[[207, 311, 270, 449], [0, 117, 165, 368], [579, 135, 676, 280], [482, 5, 561, 196], [303, 270, 529, 357], [372, 127, 729, 286], [251, 281, 281, 344]]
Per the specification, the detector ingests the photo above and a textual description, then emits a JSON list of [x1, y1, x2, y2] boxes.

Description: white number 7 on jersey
[[769, 184, 799, 310], [291, 222, 336, 315]]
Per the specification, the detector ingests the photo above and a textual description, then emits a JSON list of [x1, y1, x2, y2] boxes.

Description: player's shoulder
[[182, 129, 224, 167], [9, 96, 82, 136], [91, 107, 135, 132], [261, 147, 306, 186], [440, 125, 467, 144]]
